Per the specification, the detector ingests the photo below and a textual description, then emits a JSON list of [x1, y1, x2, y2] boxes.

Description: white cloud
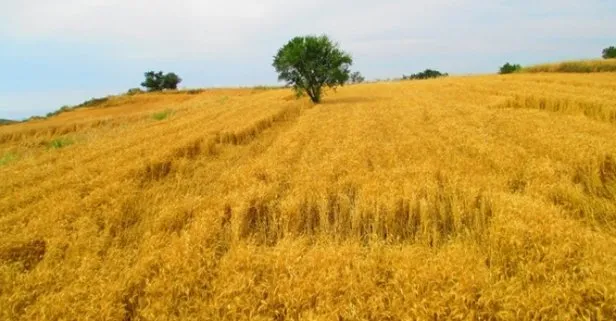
[[3, 0, 287, 58], [1, 0, 613, 60]]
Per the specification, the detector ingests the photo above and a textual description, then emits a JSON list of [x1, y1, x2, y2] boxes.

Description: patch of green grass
[[152, 109, 173, 121], [47, 138, 74, 149], [0, 153, 18, 166]]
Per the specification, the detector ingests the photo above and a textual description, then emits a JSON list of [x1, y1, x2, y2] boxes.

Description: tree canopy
[[141, 71, 182, 91], [499, 63, 522, 74], [603, 46, 616, 59], [273, 35, 353, 103]]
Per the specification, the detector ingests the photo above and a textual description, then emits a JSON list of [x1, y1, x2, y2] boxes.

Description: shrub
[[127, 88, 144, 95], [499, 63, 522, 74], [185, 89, 204, 95], [46, 105, 71, 118], [603, 46, 616, 59], [76, 97, 109, 108], [403, 69, 448, 80], [273, 35, 353, 103]]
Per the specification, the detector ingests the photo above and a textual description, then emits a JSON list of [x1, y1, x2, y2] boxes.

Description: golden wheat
[[1, 73, 616, 320]]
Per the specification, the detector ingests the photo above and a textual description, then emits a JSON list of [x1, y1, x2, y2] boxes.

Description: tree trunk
[[306, 87, 321, 103], [309, 86, 321, 103]]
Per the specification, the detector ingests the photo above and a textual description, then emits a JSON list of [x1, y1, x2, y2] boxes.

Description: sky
[[1, 0, 615, 120]]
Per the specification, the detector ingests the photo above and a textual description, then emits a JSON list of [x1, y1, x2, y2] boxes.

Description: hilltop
[[1, 73, 616, 320]]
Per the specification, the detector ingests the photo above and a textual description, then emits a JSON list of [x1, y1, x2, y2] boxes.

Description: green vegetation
[[46, 97, 111, 118], [0, 153, 17, 166], [154, 88, 204, 95], [349, 71, 365, 84], [152, 109, 173, 121], [184, 89, 204, 95], [0, 119, 17, 126], [499, 63, 522, 74], [47, 137, 74, 149], [127, 88, 144, 95], [76, 97, 109, 108], [403, 69, 448, 80], [141, 71, 183, 92], [46, 105, 72, 118], [523, 59, 616, 73], [273, 35, 353, 103], [603, 46, 616, 59], [250, 85, 284, 91]]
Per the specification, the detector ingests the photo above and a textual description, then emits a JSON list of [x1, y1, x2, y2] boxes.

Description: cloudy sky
[[1, 0, 614, 119]]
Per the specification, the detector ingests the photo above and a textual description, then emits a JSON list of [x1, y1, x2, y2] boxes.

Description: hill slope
[[2, 73, 616, 320]]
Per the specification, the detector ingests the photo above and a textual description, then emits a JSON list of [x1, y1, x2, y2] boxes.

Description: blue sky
[[1, 0, 615, 120]]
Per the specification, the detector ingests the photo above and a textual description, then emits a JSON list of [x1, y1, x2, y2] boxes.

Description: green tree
[[162, 73, 182, 90], [349, 71, 365, 84], [141, 71, 182, 91], [141, 71, 164, 91], [273, 35, 353, 103], [499, 63, 522, 74], [603, 46, 616, 59]]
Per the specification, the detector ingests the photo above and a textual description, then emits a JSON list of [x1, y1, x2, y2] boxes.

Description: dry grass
[[523, 59, 616, 73], [1, 73, 616, 320]]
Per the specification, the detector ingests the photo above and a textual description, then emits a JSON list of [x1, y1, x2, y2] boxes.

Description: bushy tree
[[162, 73, 181, 90], [349, 71, 365, 84], [141, 71, 164, 91], [499, 63, 522, 74], [402, 69, 448, 80], [273, 35, 353, 103], [603, 46, 616, 59], [141, 71, 182, 91]]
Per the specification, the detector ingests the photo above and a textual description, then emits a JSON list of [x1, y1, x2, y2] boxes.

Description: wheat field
[[1, 73, 616, 320]]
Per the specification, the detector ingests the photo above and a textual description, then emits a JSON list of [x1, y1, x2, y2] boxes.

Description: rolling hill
[[1, 72, 616, 320]]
